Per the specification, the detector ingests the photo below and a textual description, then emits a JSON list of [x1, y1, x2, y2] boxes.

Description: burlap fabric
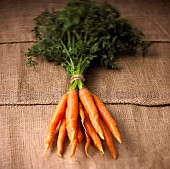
[[0, 0, 170, 169], [0, 43, 169, 106], [0, 105, 169, 169]]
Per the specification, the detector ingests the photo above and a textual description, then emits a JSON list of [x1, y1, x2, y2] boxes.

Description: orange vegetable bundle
[[43, 86, 121, 159]]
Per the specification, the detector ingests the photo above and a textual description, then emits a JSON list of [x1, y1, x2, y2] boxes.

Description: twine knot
[[70, 74, 85, 84]]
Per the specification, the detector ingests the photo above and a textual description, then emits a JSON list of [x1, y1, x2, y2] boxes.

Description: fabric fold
[[1, 43, 169, 106]]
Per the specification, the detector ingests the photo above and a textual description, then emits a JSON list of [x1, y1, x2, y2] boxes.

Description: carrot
[[93, 94, 117, 126], [44, 93, 68, 154], [79, 102, 85, 125], [93, 94, 122, 143], [66, 89, 78, 144], [69, 119, 83, 158], [99, 119, 117, 159], [79, 107, 91, 156], [79, 88, 104, 140], [84, 111, 104, 154], [77, 119, 83, 144], [84, 130, 91, 157], [70, 138, 78, 158], [57, 118, 67, 157]]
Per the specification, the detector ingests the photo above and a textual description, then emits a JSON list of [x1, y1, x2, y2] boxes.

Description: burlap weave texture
[[0, 0, 170, 169], [0, 43, 169, 106], [0, 105, 169, 169]]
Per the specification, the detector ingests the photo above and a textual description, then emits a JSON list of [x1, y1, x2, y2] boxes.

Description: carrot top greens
[[26, 0, 151, 90]]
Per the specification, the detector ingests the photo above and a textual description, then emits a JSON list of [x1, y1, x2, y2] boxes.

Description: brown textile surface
[[0, 0, 170, 43], [0, 105, 169, 169], [0, 43, 169, 106], [0, 0, 170, 169]]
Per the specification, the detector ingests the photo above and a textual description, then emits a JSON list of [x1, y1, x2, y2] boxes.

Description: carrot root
[[84, 113, 104, 154], [45, 93, 68, 153], [70, 138, 78, 158], [84, 130, 91, 157], [66, 89, 79, 144], [79, 88, 104, 140], [99, 119, 117, 159], [57, 118, 67, 157], [93, 94, 122, 143], [41, 144, 50, 157], [44, 89, 122, 158]]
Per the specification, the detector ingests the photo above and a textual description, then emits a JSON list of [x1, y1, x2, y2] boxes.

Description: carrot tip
[[86, 153, 92, 159], [117, 137, 122, 144], [69, 153, 74, 158], [100, 148, 104, 155], [70, 136, 76, 145], [81, 119, 84, 125], [57, 153, 63, 158], [41, 144, 49, 157], [99, 133, 105, 140], [85, 150, 91, 158], [99, 147, 104, 155], [113, 155, 117, 159]]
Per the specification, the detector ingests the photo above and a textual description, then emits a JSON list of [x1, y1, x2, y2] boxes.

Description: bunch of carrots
[[26, 0, 150, 159], [44, 87, 121, 158]]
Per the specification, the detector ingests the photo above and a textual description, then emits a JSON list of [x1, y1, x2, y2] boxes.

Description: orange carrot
[[84, 112, 104, 154], [57, 118, 67, 157], [93, 94, 117, 126], [93, 94, 122, 143], [99, 119, 117, 159], [84, 130, 91, 157], [79, 102, 85, 125], [70, 138, 77, 158], [44, 93, 68, 154], [79, 88, 104, 140], [79, 109, 91, 156], [66, 89, 78, 144], [77, 119, 83, 144]]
